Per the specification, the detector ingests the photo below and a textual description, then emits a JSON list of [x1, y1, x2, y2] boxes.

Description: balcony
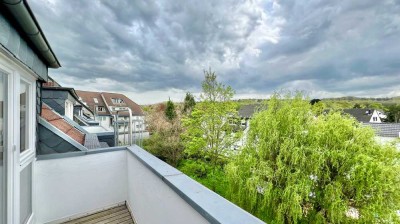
[[34, 145, 264, 224]]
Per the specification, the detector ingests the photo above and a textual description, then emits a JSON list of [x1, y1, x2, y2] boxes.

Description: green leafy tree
[[226, 92, 400, 223], [365, 102, 384, 110], [182, 69, 240, 166], [386, 104, 400, 123], [183, 92, 196, 114], [165, 98, 177, 121]]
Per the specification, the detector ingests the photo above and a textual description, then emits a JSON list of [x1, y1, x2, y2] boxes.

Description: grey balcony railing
[[35, 146, 265, 224]]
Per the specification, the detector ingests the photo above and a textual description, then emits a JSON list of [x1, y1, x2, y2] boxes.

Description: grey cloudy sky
[[30, 0, 400, 104]]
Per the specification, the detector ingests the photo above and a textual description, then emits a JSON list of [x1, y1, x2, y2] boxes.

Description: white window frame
[[112, 98, 124, 104], [19, 74, 36, 167], [0, 49, 37, 224], [65, 99, 74, 120], [97, 106, 105, 112]]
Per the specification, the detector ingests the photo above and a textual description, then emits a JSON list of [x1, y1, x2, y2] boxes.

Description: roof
[[1, 0, 60, 68], [364, 123, 400, 138], [75, 90, 144, 116], [41, 104, 85, 144], [343, 108, 375, 123], [42, 86, 95, 116], [238, 104, 263, 118], [84, 134, 101, 149], [75, 90, 111, 116], [102, 92, 144, 116], [42, 76, 61, 87]]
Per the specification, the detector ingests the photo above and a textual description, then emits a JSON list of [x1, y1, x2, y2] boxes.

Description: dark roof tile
[[364, 123, 400, 138]]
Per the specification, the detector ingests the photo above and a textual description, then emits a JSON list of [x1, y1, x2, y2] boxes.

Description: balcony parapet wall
[[35, 146, 265, 224]]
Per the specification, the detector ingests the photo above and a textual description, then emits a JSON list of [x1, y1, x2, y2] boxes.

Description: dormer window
[[93, 98, 98, 104], [112, 98, 124, 104], [97, 106, 105, 112]]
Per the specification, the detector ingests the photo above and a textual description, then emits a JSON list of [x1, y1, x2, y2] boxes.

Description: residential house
[[41, 80, 115, 149], [238, 104, 263, 130], [42, 83, 96, 122], [76, 90, 148, 144], [343, 108, 386, 123]]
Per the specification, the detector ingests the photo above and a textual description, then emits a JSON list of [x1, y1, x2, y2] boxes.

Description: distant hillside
[[322, 96, 400, 102]]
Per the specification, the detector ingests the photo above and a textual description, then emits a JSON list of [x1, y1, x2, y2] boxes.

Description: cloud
[[30, 0, 400, 104]]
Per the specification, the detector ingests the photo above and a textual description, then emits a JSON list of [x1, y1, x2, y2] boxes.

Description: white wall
[[34, 150, 208, 224], [98, 116, 111, 129], [126, 154, 209, 224], [34, 151, 128, 223]]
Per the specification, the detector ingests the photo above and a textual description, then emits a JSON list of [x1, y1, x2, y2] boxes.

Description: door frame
[[0, 50, 38, 224]]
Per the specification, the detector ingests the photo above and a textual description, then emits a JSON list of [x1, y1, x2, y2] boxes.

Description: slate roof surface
[[99, 142, 110, 148], [364, 123, 400, 138], [41, 104, 85, 144], [84, 134, 101, 149], [75, 90, 144, 116], [42, 86, 95, 116], [343, 108, 375, 123], [238, 104, 264, 118]]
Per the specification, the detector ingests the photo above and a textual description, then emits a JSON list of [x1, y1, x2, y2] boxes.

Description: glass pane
[[20, 164, 32, 224], [0, 71, 5, 224], [20, 81, 28, 152]]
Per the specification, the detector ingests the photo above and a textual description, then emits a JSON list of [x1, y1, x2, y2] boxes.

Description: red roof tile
[[41, 104, 85, 145], [75, 90, 144, 116]]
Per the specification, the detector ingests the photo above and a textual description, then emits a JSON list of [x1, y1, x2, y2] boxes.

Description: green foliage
[[144, 102, 183, 167], [226, 92, 400, 223], [143, 127, 184, 167], [182, 69, 240, 166], [183, 92, 196, 114], [179, 159, 228, 197], [386, 104, 400, 123], [165, 98, 177, 120]]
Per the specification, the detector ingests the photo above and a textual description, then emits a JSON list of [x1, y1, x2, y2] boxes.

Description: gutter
[[1, 0, 61, 68]]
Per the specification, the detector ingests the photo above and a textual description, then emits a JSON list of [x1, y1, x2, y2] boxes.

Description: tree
[[182, 69, 240, 166], [226, 93, 400, 223], [165, 98, 177, 121], [386, 104, 400, 123], [144, 103, 184, 167], [310, 99, 321, 105], [183, 92, 196, 114]]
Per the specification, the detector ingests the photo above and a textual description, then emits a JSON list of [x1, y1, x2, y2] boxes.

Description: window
[[0, 71, 4, 160], [97, 106, 105, 112], [0, 71, 5, 223], [20, 80, 29, 153], [1, 53, 36, 224], [373, 117, 378, 122], [112, 98, 124, 104], [65, 100, 74, 119], [93, 98, 98, 104]]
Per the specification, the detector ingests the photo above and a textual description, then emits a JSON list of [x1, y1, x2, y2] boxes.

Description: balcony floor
[[62, 204, 134, 224]]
